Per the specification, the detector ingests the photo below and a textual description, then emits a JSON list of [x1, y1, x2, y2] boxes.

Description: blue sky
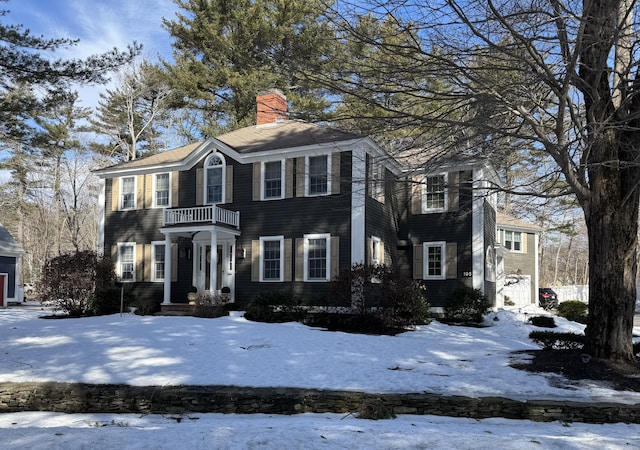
[[6, 0, 179, 108]]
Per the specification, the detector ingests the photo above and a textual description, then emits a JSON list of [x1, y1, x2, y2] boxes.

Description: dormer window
[[205, 154, 225, 204]]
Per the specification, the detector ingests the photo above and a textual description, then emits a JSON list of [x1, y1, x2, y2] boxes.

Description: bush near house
[[443, 286, 490, 324], [244, 265, 430, 334], [529, 330, 585, 350], [320, 264, 430, 333], [528, 315, 557, 328], [40, 250, 122, 316], [244, 291, 306, 323], [556, 300, 588, 324]]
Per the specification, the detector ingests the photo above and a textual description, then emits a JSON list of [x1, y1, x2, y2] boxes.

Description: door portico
[[160, 225, 239, 304]]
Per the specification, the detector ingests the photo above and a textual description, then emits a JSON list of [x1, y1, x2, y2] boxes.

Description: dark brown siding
[[398, 170, 474, 307]]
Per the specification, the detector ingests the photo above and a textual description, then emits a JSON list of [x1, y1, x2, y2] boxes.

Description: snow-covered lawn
[[0, 305, 638, 449]]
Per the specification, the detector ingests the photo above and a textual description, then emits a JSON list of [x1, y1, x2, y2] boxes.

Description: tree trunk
[[579, 0, 639, 362], [584, 201, 637, 361]]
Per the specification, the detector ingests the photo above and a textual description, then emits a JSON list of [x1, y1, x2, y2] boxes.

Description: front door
[[193, 236, 235, 300]]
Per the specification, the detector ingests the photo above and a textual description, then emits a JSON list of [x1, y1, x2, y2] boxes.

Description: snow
[[0, 305, 639, 449]]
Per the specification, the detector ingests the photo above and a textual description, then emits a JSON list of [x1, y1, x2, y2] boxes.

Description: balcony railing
[[163, 205, 240, 228]]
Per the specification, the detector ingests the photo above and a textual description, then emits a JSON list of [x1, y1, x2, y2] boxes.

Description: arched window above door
[[205, 153, 225, 204]]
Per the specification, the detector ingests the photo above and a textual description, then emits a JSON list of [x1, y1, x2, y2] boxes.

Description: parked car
[[538, 288, 558, 310]]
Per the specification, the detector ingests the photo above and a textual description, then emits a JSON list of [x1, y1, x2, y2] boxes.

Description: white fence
[[552, 285, 640, 307], [502, 275, 532, 308], [552, 285, 589, 303]]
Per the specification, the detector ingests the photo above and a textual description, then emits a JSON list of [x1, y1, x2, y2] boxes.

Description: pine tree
[[163, 0, 334, 135]]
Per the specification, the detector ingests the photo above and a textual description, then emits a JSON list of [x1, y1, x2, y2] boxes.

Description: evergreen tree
[[163, 0, 334, 135]]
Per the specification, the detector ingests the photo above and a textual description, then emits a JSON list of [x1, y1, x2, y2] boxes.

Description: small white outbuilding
[[0, 225, 25, 306]]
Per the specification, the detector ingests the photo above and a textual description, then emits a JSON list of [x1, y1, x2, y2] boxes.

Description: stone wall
[[0, 382, 638, 424]]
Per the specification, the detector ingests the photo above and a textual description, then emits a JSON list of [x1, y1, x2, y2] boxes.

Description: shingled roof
[[216, 121, 362, 153]]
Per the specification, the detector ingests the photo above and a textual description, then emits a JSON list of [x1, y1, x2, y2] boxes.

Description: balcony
[[163, 205, 240, 228]]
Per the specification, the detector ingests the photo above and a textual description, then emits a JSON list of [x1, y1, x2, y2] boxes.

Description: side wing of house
[[496, 214, 541, 307], [397, 165, 497, 309]]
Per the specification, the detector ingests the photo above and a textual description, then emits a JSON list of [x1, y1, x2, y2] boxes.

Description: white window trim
[[120, 176, 137, 210], [117, 242, 136, 282], [303, 233, 331, 282], [261, 160, 285, 200], [153, 173, 172, 208], [305, 154, 331, 197], [204, 153, 226, 205], [422, 173, 447, 213], [502, 229, 524, 253], [423, 241, 446, 280], [151, 241, 166, 282], [371, 162, 384, 202], [485, 246, 496, 282], [371, 236, 382, 266], [259, 236, 284, 282]]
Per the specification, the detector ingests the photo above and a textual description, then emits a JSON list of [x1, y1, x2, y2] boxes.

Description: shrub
[[528, 315, 557, 328], [244, 291, 305, 323], [443, 286, 490, 324], [91, 286, 134, 315], [556, 300, 588, 324], [326, 264, 430, 332], [40, 251, 116, 316], [193, 291, 229, 318], [134, 297, 161, 315], [529, 330, 585, 350]]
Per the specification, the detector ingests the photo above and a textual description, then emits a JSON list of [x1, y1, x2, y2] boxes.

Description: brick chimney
[[256, 89, 287, 125]]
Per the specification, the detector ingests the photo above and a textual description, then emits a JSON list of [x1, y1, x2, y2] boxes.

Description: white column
[[351, 145, 366, 264], [163, 234, 172, 304], [209, 232, 218, 292], [192, 241, 198, 289], [97, 179, 105, 255]]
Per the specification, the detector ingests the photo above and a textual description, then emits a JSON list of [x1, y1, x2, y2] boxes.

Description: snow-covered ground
[[0, 305, 638, 449]]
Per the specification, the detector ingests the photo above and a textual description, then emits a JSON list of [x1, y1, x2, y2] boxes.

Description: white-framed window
[[371, 236, 382, 266], [304, 233, 330, 281], [205, 153, 225, 204], [260, 236, 284, 281], [306, 155, 330, 196], [262, 160, 283, 200], [503, 229, 523, 252], [151, 241, 166, 282], [120, 176, 136, 210], [422, 174, 447, 213], [371, 162, 384, 202], [423, 241, 446, 280], [485, 246, 496, 282], [154, 173, 170, 207], [117, 242, 136, 282]]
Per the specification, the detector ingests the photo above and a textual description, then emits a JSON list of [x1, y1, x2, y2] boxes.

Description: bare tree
[[91, 59, 171, 161], [311, 0, 640, 360]]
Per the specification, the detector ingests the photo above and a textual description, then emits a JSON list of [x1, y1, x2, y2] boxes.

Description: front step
[[158, 303, 196, 316]]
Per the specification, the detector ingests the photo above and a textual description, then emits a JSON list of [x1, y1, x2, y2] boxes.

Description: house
[[495, 212, 542, 308], [94, 89, 498, 313], [0, 225, 25, 306]]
